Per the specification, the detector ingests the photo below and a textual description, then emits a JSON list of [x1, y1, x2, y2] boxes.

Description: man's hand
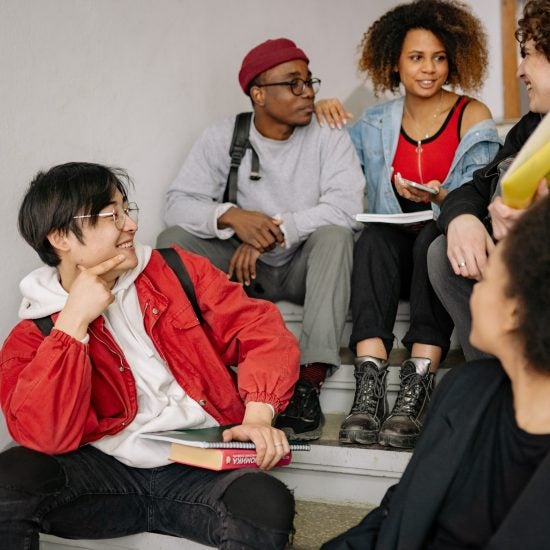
[[222, 402, 290, 470], [447, 214, 495, 280], [218, 207, 284, 252], [314, 98, 353, 130], [228, 244, 261, 286], [54, 255, 126, 340], [489, 178, 548, 241]]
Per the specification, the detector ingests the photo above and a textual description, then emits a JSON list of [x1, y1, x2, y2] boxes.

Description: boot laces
[[351, 366, 385, 415], [393, 371, 430, 417]]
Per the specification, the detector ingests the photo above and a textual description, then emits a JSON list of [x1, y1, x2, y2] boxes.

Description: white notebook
[[356, 211, 434, 225]]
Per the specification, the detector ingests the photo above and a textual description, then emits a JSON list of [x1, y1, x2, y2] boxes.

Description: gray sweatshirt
[[164, 115, 365, 266]]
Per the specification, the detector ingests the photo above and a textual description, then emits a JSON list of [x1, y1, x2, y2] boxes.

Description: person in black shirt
[[322, 191, 550, 550], [428, 0, 550, 360]]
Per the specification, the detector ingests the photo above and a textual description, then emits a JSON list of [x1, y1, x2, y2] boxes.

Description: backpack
[[223, 112, 261, 204], [32, 248, 203, 336]]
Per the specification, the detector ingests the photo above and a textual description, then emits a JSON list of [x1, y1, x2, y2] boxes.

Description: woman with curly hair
[[429, 0, 550, 362], [315, 0, 501, 450], [323, 193, 550, 549]]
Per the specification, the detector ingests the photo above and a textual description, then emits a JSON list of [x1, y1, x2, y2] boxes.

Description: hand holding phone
[[401, 177, 438, 195]]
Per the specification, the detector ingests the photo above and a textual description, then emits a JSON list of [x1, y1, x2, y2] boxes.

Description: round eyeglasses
[[73, 202, 139, 230], [254, 77, 321, 96]]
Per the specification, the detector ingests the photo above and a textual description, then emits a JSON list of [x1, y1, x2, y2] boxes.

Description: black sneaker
[[378, 358, 435, 449], [339, 356, 389, 445], [275, 380, 325, 440]]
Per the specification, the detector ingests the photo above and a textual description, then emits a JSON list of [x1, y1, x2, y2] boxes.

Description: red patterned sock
[[299, 363, 329, 392]]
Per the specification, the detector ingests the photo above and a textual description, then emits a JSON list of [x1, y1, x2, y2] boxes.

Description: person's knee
[[156, 225, 197, 249], [0, 446, 65, 494], [307, 226, 354, 265], [427, 235, 452, 290], [353, 225, 390, 258], [310, 225, 353, 248], [222, 473, 294, 532]]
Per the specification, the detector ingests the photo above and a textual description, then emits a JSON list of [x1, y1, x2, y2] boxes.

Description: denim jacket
[[348, 96, 502, 216]]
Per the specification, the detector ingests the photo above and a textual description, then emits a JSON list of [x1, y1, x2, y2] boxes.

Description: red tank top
[[393, 95, 470, 185]]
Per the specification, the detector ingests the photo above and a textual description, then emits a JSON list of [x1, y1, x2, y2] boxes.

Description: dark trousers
[[350, 221, 454, 357], [427, 234, 491, 361], [0, 445, 294, 550]]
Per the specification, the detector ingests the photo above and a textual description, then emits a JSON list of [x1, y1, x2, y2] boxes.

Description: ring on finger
[[458, 260, 466, 268]]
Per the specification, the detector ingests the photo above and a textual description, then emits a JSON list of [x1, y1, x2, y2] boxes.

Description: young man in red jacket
[[0, 162, 299, 549]]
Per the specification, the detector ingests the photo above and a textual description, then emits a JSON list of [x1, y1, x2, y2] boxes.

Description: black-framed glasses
[[73, 202, 139, 230], [254, 77, 321, 96]]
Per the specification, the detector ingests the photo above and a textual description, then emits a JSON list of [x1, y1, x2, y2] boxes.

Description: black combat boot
[[339, 356, 389, 445], [378, 357, 435, 449]]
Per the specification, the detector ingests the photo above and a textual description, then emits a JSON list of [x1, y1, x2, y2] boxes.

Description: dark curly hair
[[358, 0, 488, 96], [516, 0, 550, 61], [502, 195, 550, 373]]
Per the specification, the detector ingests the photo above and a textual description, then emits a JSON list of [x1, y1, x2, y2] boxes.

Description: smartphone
[[401, 177, 438, 195]]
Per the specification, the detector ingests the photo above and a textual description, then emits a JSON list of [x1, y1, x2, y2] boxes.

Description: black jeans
[[350, 221, 454, 357], [0, 445, 294, 550]]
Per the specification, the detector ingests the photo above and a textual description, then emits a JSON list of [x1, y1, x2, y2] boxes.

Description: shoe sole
[[378, 432, 417, 449], [280, 425, 323, 441], [338, 429, 378, 446]]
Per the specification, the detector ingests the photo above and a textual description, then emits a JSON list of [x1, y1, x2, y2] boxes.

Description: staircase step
[[272, 413, 412, 506]]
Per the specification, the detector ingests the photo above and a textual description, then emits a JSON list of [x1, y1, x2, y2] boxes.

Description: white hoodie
[[18, 242, 218, 467]]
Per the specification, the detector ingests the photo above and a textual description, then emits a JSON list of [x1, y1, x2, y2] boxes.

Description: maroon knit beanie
[[238, 38, 309, 95]]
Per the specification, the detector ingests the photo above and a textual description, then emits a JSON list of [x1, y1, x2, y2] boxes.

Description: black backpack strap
[[224, 112, 260, 204], [32, 248, 204, 336], [157, 248, 204, 325], [33, 315, 55, 336]]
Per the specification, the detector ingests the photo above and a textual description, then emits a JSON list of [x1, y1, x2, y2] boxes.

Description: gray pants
[[157, 225, 353, 367], [427, 235, 490, 361]]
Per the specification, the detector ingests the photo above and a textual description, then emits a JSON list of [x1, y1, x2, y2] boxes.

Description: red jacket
[[0, 248, 300, 454]]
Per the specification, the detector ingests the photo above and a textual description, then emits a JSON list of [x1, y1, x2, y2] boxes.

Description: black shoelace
[[392, 372, 430, 416], [351, 367, 386, 415]]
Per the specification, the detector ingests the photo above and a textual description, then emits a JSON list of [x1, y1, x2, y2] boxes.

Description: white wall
[[0, 0, 501, 447]]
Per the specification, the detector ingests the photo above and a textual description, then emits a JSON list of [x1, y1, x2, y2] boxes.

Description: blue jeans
[[0, 445, 294, 549]]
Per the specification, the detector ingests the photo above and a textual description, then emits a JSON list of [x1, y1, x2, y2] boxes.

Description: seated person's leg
[[379, 222, 448, 449], [156, 226, 238, 273], [0, 446, 65, 549], [341, 224, 411, 446], [276, 225, 354, 440], [152, 464, 294, 550], [427, 235, 489, 361], [0, 446, 148, 547]]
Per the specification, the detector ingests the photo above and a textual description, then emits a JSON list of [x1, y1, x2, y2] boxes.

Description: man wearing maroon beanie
[[158, 38, 364, 440]]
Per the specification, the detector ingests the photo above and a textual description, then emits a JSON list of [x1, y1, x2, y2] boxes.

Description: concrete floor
[[293, 499, 374, 549]]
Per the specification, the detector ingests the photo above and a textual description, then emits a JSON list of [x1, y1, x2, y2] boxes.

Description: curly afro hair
[[358, 0, 488, 96], [516, 0, 550, 61], [502, 195, 550, 374]]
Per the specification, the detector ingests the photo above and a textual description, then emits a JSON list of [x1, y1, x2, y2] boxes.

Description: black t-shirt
[[426, 382, 550, 549]]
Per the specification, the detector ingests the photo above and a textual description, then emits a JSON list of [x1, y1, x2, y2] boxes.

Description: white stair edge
[[272, 445, 411, 506], [40, 532, 208, 550]]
